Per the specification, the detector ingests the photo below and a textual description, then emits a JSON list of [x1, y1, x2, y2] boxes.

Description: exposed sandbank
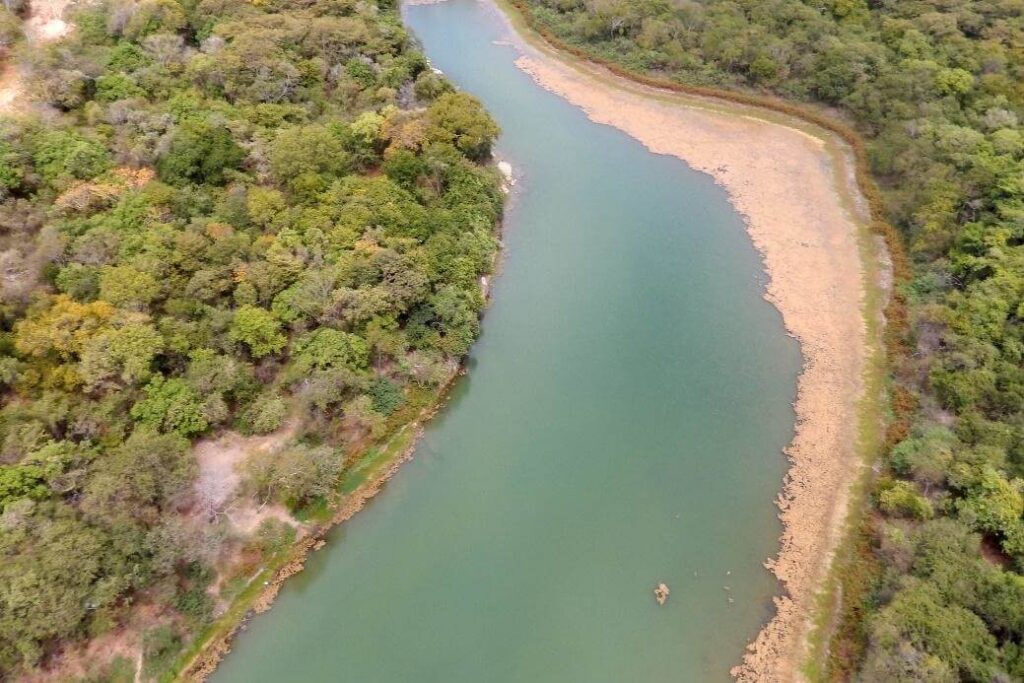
[[491, 4, 875, 679]]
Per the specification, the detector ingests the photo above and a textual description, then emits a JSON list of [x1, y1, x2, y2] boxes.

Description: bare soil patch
[[0, 0, 72, 114]]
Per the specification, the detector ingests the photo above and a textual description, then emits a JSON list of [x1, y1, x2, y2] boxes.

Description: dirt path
[[488, 3, 881, 680], [0, 0, 73, 114]]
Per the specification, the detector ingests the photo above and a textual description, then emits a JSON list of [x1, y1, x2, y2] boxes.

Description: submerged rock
[[654, 582, 670, 606]]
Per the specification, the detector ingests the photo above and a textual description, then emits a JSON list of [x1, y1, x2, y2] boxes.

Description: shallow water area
[[211, 1, 801, 680]]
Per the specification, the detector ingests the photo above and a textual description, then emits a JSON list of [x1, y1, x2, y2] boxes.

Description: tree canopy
[[0, 0, 501, 676]]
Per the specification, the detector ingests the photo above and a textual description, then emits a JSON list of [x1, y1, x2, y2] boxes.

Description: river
[[211, 1, 802, 680]]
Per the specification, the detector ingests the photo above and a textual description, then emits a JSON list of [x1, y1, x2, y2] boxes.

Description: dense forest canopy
[[518, 0, 1024, 678], [0, 0, 501, 677]]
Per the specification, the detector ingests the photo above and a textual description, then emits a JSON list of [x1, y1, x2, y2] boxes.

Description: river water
[[211, 1, 801, 680]]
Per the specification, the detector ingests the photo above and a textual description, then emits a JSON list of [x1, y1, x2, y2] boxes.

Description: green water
[[211, 1, 801, 680]]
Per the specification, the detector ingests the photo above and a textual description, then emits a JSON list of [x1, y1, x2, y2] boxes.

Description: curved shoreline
[[177, 366, 468, 681], [485, 2, 887, 679], [178, 1, 888, 679]]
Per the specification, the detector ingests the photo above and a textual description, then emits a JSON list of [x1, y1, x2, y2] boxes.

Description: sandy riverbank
[[490, 4, 877, 679]]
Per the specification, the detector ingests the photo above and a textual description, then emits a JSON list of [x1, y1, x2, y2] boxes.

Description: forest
[[515, 0, 1024, 679], [0, 0, 501, 678]]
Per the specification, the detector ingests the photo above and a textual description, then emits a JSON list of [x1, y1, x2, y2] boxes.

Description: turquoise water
[[211, 1, 801, 680]]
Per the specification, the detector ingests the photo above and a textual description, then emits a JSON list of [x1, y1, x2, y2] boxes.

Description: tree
[[268, 125, 348, 194], [228, 306, 286, 358], [0, 465, 50, 510], [866, 582, 1003, 681], [879, 481, 934, 520], [15, 296, 115, 360], [0, 513, 115, 670], [79, 322, 164, 390], [98, 265, 160, 310], [157, 120, 244, 186], [31, 130, 110, 186], [239, 392, 287, 435], [130, 376, 208, 436], [83, 428, 193, 523], [290, 328, 369, 373], [426, 93, 500, 161], [245, 444, 340, 506]]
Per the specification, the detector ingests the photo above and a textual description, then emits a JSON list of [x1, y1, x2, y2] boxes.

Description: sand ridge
[[494, 8, 872, 680]]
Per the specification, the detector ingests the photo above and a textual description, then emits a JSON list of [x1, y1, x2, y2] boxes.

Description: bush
[[879, 481, 934, 520], [240, 392, 287, 435], [368, 377, 403, 416]]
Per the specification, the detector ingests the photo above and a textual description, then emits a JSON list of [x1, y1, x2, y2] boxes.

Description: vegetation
[[514, 0, 1024, 677], [0, 0, 501, 676]]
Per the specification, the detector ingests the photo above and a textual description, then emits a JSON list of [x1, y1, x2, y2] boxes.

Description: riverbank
[[175, 365, 468, 681], [486, 1, 887, 678]]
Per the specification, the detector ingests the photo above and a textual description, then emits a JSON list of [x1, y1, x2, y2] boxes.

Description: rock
[[654, 582, 670, 606], [497, 161, 513, 181]]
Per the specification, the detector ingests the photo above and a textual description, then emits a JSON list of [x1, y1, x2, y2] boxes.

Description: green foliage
[[0, 465, 50, 510], [80, 322, 164, 389], [98, 265, 160, 309], [291, 328, 369, 373], [0, 513, 115, 671], [94, 73, 145, 102], [245, 443, 341, 507], [141, 625, 182, 678], [879, 481, 934, 520], [866, 582, 1002, 681], [249, 518, 296, 556], [368, 376, 403, 416], [157, 119, 244, 186], [83, 428, 193, 520], [31, 130, 110, 186], [426, 93, 500, 161], [229, 305, 286, 358], [0, 0, 501, 674], [267, 125, 348, 195], [131, 376, 208, 436], [239, 392, 287, 435]]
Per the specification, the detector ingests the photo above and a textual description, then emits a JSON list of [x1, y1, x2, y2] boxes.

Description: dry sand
[[492, 6, 874, 680]]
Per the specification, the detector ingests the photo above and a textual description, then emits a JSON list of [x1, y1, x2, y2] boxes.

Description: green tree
[[157, 120, 244, 186], [130, 376, 208, 436], [245, 444, 340, 506], [83, 428, 193, 522], [79, 322, 164, 389], [0, 465, 50, 510], [267, 125, 348, 195], [291, 328, 369, 373], [98, 265, 160, 310], [229, 306, 286, 358], [239, 392, 287, 435], [426, 93, 500, 161]]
